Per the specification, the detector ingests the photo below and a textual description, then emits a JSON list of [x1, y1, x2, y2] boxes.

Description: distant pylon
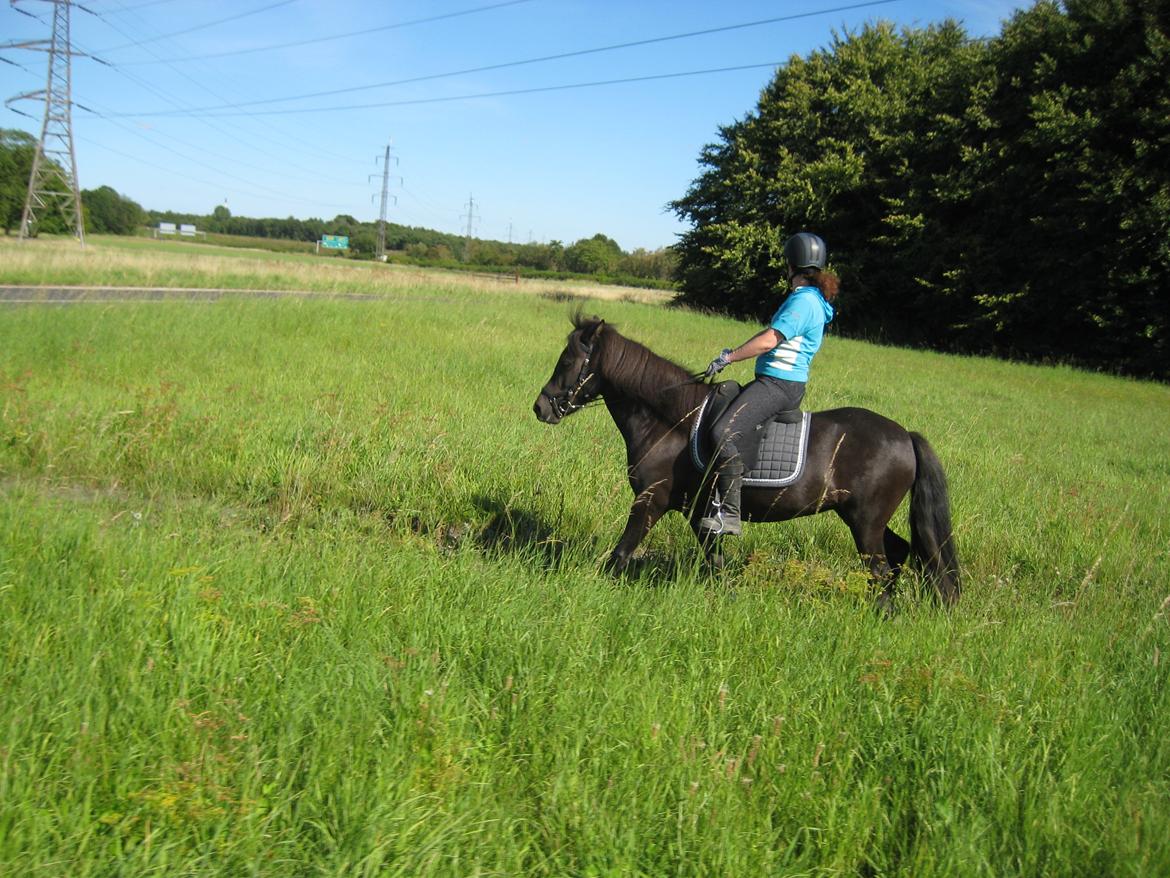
[[3, 0, 86, 246], [460, 194, 477, 262], [370, 143, 398, 262]]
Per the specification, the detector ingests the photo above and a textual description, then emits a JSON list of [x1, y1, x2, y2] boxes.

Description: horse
[[533, 314, 960, 611]]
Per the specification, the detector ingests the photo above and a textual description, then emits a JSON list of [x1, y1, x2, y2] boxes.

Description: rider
[[700, 232, 839, 537]]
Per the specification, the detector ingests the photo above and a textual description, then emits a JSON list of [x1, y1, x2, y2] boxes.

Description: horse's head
[[533, 315, 606, 424]]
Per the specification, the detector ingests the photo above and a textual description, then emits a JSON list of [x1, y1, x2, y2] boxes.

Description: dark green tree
[[671, 21, 983, 327], [0, 129, 36, 234], [347, 227, 377, 257], [207, 203, 231, 232], [947, 0, 1169, 374], [671, 2, 1170, 377], [564, 233, 623, 274], [82, 185, 146, 234], [515, 240, 565, 271]]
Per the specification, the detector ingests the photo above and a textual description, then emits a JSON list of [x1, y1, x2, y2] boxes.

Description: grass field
[[0, 236, 670, 305], [2, 237, 1168, 876]]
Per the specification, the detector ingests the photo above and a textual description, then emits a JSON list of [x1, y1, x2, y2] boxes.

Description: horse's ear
[[581, 318, 605, 346]]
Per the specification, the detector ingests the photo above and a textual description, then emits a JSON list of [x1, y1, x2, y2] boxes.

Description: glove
[[705, 348, 734, 377]]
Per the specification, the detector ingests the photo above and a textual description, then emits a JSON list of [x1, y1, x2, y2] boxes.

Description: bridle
[[545, 340, 599, 420]]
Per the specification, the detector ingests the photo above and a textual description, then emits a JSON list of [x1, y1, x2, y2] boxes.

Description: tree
[[672, 21, 983, 326], [83, 185, 145, 234], [347, 228, 377, 257], [564, 233, 623, 274], [0, 129, 36, 234], [671, 4, 1170, 377], [947, 0, 1170, 374], [516, 240, 564, 271], [620, 247, 678, 281], [207, 203, 231, 232]]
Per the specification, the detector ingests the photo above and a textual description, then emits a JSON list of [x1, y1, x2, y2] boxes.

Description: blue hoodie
[[755, 285, 835, 382]]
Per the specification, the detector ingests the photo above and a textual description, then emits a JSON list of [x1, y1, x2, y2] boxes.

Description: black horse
[[533, 314, 960, 610]]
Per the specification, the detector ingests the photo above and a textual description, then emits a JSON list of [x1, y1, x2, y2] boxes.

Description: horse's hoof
[[874, 592, 898, 619]]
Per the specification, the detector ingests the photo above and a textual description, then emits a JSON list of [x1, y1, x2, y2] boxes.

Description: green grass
[[1, 273, 1168, 875], [0, 236, 669, 304]]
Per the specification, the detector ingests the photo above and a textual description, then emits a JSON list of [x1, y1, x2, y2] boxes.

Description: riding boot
[[700, 463, 743, 537]]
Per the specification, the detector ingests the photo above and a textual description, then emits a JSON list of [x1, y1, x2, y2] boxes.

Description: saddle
[[689, 381, 811, 488]]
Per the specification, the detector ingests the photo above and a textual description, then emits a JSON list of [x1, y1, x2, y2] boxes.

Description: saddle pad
[[690, 391, 811, 487], [743, 413, 811, 486]]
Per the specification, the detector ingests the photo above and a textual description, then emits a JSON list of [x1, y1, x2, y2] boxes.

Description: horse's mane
[[572, 312, 707, 423]]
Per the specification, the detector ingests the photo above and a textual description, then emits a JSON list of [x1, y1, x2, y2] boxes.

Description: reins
[[547, 320, 711, 423], [547, 341, 598, 420]]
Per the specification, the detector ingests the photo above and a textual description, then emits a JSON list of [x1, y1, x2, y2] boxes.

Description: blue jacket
[[755, 286, 834, 382]]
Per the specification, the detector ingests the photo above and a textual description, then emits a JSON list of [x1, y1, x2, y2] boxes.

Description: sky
[[2, 0, 1034, 251]]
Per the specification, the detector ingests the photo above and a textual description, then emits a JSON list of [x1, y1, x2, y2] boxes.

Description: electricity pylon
[[369, 143, 399, 262], [3, 0, 87, 245], [460, 194, 477, 262]]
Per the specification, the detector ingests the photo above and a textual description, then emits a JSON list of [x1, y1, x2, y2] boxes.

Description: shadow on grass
[[471, 493, 577, 571], [469, 493, 713, 586]]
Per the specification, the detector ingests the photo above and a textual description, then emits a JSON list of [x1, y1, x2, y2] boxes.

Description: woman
[[700, 231, 839, 536]]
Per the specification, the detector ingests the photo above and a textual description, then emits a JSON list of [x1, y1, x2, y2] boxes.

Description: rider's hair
[[792, 268, 840, 303]]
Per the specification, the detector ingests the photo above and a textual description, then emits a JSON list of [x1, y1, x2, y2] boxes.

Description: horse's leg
[[686, 504, 727, 572], [841, 511, 898, 616], [883, 527, 910, 581], [693, 528, 727, 572], [605, 490, 669, 575]]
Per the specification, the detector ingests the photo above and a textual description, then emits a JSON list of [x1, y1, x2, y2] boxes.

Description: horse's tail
[[908, 432, 961, 606]]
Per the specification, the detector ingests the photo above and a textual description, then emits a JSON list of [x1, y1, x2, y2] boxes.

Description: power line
[[108, 61, 792, 119], [94, 0, 298, 53], [41, 18, 365, 215], [0, 55, 41, 76], [101, 0, 902, 117], [102, 0, 185, 13], [75, 104, 351, 206], [76, 133, 353, 211], [400, 184, 462, 228], [77, 3, 366, 182], [112, 0, 536, 66]]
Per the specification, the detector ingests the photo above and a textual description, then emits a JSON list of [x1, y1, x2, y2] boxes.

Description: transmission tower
[[3, 0, 88, 245], [460, 194, 477, 262], [369, 143, 399, 262]]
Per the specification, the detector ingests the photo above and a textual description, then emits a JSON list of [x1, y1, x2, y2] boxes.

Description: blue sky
[[2, 0, 1032, 251]]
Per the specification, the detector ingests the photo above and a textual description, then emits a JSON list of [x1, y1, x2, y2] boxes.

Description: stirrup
[[699, 492, 741, 537]]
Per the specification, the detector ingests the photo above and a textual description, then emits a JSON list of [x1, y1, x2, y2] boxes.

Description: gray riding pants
[[710, 375, 806, 474]]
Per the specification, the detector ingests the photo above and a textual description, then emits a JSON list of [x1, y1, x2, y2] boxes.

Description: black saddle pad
[[690, 384, 811, 487]]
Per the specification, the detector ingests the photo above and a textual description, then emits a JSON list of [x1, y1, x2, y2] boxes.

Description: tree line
[[671, 0, 1168, 379], [151, 207, 678, 285], [1, 130, 676, 286]]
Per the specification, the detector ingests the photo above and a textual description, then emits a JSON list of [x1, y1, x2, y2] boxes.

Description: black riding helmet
[[783, 232, 827, 272]]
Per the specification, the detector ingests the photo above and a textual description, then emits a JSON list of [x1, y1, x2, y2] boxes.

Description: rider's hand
[[705, 348, 734, 377]]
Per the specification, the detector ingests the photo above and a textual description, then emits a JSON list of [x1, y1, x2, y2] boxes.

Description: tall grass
[[1, 256, 1168, 875]]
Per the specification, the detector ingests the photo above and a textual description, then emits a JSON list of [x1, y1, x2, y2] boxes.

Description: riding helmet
[[783, 232, 827, 271]]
